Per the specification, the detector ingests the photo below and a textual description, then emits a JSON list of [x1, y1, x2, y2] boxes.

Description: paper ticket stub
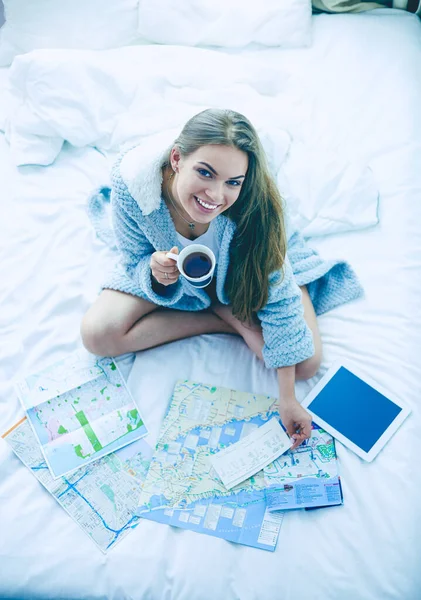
[[210, 418, 292, 490]]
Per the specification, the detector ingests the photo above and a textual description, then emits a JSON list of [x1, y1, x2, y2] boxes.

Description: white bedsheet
[[0, 67, 12, 131], [0, 12, 421, 600]]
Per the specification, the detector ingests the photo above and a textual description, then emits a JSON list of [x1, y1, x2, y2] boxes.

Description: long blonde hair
[[173, 108, 287, 323]]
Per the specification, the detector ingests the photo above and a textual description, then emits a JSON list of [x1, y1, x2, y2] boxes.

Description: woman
[[81, 108, 362, 449]]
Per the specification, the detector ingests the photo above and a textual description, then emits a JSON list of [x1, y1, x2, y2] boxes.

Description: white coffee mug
[[166, 244, 216, 289]]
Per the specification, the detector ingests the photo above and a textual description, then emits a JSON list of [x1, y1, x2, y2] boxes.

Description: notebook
[[301, 361, 411, 462]]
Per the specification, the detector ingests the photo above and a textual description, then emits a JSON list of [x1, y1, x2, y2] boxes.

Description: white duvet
[[1, 43, 379, 238], [1, 12, 421, 600]]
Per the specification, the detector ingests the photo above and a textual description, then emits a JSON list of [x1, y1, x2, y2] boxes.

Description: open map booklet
[[3, 365, 343, 553], [13, 350, 148, 478], [264, 424, 343, 511]]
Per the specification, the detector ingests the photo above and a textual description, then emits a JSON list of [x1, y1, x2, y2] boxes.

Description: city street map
[[14, 350, 148, 478], [2, 417, 152, 552], [137, 380, 284, 551]]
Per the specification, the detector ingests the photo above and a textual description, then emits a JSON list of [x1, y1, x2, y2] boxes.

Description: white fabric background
[[137, 0, 312, 47], [0, 12, 420, 600], [0, 0, 140, 66], [0, 0, 311, 67]]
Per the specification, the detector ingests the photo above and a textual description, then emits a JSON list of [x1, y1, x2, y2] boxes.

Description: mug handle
[[166, 252, 179, 262]]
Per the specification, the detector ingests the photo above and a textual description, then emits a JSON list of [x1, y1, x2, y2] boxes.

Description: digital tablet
[[301, 360, 411, 462]]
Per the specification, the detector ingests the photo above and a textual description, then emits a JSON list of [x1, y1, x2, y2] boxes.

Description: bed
[[0, 9, 420, 600]]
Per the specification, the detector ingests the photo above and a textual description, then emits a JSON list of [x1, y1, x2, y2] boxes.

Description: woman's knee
[[80, 311, 121, 357]]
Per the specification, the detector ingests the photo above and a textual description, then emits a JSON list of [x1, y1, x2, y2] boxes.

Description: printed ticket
[[210, 418, 292, 490]]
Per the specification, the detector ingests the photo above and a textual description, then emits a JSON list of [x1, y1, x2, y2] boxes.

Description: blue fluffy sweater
[[89, 137, 363, 369]]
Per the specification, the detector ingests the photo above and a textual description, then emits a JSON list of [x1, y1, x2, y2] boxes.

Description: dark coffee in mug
[[182, 252, 212, 278]]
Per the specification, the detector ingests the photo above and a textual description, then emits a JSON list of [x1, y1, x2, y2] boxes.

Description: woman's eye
[[228, 180, 241, 187], [198, 168, 212, 178]]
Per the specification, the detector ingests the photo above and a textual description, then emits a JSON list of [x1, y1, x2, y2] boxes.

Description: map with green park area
[[17, 354, 148, 479]]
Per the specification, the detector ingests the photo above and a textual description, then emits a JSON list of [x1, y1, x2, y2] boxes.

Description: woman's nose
[[206, 182, 224, 203]]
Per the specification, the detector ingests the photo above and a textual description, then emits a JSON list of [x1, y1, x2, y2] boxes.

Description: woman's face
[[170, 144, 248, 225]]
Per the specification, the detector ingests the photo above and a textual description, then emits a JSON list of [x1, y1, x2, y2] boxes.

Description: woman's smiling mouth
[[194, 196, 220, 211]]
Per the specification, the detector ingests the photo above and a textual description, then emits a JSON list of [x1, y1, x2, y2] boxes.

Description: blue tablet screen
[[307, 367, 402, 452]]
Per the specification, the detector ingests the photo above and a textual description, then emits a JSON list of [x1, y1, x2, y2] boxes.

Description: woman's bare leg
[[211, 304, 265, 360], [125, 308, 235, 354], [81, 289, 235, 357], [211, 286, 322, 380]]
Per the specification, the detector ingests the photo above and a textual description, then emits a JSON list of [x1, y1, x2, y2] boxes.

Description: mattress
[[1, 12, 421, 600]]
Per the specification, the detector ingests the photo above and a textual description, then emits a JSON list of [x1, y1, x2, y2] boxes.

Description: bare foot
[[211, 304, 264, 360]]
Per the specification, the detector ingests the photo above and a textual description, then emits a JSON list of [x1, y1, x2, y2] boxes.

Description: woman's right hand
[[150, 246, 180, 286]]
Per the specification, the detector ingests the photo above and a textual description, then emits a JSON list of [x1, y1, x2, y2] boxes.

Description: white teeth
[[195, 196, 217, 210]]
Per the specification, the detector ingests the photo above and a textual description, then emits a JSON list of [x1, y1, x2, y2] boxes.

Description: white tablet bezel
[[301, 359, 412, 462]]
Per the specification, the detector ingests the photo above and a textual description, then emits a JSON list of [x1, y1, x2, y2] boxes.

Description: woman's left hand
[[278, 397, 313, 450]]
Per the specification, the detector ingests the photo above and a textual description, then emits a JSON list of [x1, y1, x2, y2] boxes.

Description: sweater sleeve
[[109, 190, 184, 304], [257, 257, 315, 369]]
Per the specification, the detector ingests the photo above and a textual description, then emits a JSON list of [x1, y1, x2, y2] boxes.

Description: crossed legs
[[80, 286, 322, 379], [80, 290, 235, 357]]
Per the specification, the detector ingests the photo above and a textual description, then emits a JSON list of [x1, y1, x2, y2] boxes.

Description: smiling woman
[[81, 107, 363, 448], [162, 145, 248, 235], [158, 109, 289, 328]]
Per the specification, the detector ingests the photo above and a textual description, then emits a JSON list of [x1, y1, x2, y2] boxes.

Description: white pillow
[[0, 0, 139, 67], [278, 142, 380, 237], [0, 0, 312, 67], [137, 0, 312, 48], [3, 46, 286, 166]]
